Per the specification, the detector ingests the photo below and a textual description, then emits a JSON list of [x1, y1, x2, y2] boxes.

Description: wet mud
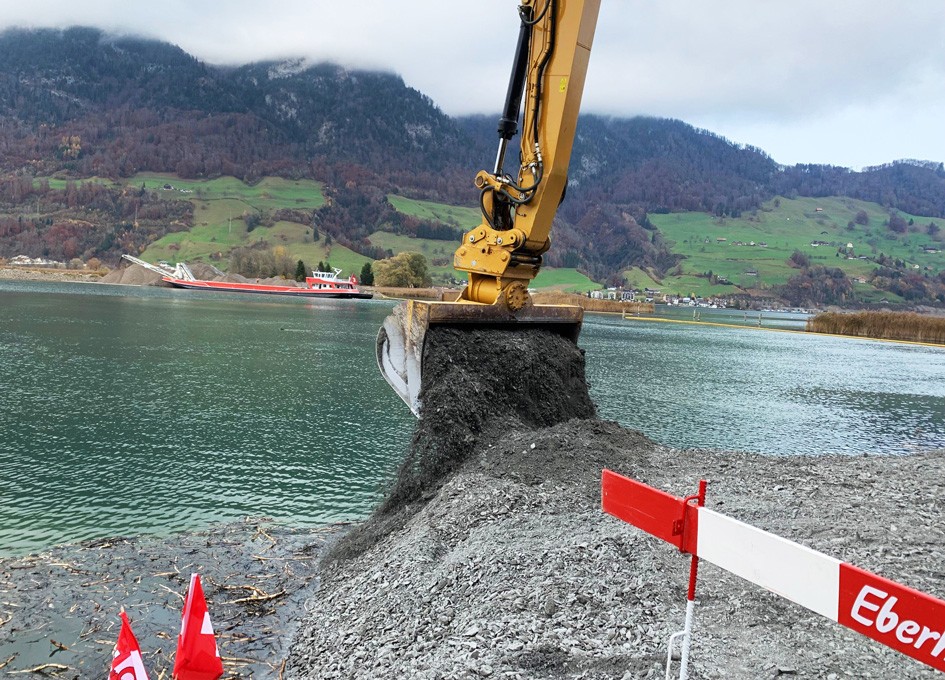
[[0, 520, 339, 677]]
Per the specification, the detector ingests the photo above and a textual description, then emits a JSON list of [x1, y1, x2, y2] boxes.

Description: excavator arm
[[456, 0, 600, 309], [377, 0, 601, 415]]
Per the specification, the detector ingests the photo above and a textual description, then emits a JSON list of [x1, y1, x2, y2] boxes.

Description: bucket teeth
[[376, 300, 583, 418]]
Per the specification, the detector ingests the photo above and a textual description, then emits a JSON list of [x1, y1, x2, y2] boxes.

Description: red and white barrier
[[602, 469, 945, 673]]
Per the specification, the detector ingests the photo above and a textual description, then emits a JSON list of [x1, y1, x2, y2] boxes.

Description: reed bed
[[807, 310, 945, 345]]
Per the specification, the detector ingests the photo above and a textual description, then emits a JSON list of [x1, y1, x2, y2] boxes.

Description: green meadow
[[139, 181, 943, 297], [386, 195, 482, 230], [136, 175, 343, 273], [133, 173, 326, 210], [530, 267, 597, 292], [144, 218, 369, 276], [30, 171, 943, 298], [648, 196, 943, 299]]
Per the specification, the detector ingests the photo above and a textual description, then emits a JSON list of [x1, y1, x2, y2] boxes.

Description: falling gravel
[[286, 325, 945, 679]]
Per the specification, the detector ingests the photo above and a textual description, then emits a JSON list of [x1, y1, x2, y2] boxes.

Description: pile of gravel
[[0, 267, 100, 283], [286, 325, 944, 679], [99, 264, 165, 286]]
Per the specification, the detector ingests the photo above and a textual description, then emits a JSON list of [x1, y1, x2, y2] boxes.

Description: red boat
[[163, 269, 372, 299], [120, 255, 372, 299]]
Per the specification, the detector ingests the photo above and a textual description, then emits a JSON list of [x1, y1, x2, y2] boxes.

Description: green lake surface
[[1, 281, 943, 555]]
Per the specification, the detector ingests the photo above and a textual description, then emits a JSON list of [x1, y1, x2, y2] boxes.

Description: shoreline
[[0, 266, 105, 283], [0, 518, 343, 676], [4, 270, 944, 677]]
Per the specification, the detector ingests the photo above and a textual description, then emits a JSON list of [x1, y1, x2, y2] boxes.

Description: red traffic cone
[[110, 610, 150, 680], [173, 574, 224, 680]]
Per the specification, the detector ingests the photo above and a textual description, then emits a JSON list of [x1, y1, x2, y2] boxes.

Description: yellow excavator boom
[[455, 0, 600, 308], [377, 0, 601, 416]]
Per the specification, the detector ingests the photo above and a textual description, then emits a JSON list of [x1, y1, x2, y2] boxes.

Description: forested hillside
[[1, 27, 944, 305]]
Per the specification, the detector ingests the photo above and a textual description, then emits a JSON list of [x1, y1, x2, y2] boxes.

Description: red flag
[[173, 573, 224, 680], [110, 610, 150, 680]]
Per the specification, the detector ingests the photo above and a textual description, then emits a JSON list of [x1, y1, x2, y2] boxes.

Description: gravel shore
[[0, 267, 102, 283], [286, 423, 944, 679], [5, 441, 940, 679], [4, 315, 942, 679]]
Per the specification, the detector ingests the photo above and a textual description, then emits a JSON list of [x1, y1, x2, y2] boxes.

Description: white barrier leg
[[679, 598, 695, 680], [664, 599, 696, 680], [665, 630, 683, 680]]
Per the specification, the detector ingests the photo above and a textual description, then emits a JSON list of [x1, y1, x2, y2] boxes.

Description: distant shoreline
[[0, 266, 104, 283]]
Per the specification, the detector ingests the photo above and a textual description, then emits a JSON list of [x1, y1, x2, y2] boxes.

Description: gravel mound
[[99, 264, 165, 286], [286, 325, 945, 679], [0, 267, 100, 283], [331, 327, 595, 563], [187, 262, 223, 280]]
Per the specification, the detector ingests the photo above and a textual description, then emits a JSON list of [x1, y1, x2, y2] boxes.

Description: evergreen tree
[[360, 261, 374, 286], [295, 259, 307, 282]]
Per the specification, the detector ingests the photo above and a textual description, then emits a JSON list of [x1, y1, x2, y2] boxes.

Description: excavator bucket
[[376, 300, 583, 416]]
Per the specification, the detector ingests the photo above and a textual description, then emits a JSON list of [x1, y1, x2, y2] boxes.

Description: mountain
[[0, 27, 471, 182], [1, 27, 944, 305]]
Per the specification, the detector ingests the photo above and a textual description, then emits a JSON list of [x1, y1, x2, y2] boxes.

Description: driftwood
[[226, 589, 287, 605], [9, 663, 70, 675], [210, 580, 289, 605]]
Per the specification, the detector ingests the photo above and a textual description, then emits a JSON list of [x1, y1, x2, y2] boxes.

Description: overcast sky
[[3, 1, 944, 170]]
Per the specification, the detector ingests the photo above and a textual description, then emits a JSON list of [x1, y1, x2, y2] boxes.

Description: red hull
[[162, 277, 372, 299]]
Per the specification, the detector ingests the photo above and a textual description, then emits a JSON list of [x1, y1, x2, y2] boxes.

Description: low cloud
[[2, 0, 944, 167]]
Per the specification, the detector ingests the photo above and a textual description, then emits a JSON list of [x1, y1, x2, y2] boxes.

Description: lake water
[[2, 281, 944, 555]]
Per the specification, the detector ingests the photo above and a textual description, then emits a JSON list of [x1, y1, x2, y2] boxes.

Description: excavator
[[377, 0, 601, 415]]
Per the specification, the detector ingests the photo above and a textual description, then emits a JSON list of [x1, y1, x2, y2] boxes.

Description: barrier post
[[664, 480, 706, 680], [602, 469, 945, 675]]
